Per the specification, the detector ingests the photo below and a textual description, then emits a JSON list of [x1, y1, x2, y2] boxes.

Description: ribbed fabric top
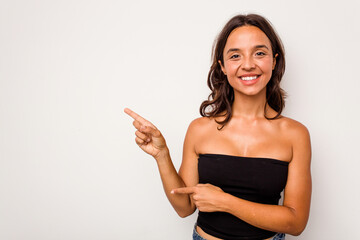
[[197, 153, 289, 240]]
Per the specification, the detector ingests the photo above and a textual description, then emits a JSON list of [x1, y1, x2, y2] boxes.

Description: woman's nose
[[241, 56, 255, 70]]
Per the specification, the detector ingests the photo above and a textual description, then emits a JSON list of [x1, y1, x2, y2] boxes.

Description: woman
[[125, 14, 311, 240]]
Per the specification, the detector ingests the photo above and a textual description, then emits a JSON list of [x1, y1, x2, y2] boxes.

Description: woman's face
[[220, 25, 276, 97]]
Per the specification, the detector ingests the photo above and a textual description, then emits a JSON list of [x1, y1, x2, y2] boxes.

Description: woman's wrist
[[154, 147, 170, 163], [218, 192, 236, 213]]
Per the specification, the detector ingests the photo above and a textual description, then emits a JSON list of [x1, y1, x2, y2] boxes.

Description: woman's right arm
[[124, 108, 199, 217]]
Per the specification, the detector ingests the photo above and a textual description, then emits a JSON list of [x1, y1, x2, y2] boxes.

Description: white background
[[1, 0, 359, 239]]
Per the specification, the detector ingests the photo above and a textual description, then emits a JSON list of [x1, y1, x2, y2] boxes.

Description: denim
[[192, 225, 207, 240], [272, 232, 285, 240], [192, 224, 285, 240]]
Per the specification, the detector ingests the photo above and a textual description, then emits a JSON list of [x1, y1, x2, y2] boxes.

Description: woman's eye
[[255, 52, 266, 56], [230, 54, 239, 59]]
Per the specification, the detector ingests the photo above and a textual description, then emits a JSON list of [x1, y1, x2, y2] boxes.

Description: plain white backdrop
[[1, 0, 359, 239]]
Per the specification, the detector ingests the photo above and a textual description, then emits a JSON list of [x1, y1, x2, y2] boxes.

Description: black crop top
[[196, 153, 289, 240]]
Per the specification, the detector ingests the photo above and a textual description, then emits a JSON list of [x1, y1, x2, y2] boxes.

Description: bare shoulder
[[189, 116, 213, 127], [187, 116, 213, 135], [183, 117, 215, 155], [180, 117, 213, 180], [278, 116, 310, 140], [278, 116, 311, 163]]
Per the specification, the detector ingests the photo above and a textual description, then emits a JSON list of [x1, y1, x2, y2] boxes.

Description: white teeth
[[241, 76, 258, 81]]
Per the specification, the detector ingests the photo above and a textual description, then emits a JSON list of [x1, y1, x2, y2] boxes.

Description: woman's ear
[[272, 53, 278, 70], [218, 60, 226, 75]]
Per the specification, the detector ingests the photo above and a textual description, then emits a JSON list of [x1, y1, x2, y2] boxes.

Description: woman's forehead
[[225, 26, 272, 50]]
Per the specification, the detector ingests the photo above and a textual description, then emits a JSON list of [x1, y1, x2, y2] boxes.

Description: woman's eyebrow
[[254, 45, 269, 50], [226, 48, 240, 54], [226, 45, 269, 54]]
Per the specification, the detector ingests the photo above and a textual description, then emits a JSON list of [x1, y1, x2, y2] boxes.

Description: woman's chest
[[195, 123, 292, 162]]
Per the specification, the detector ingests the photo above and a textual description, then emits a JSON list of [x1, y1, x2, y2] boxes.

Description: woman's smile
[[239, 74, 262, 85]]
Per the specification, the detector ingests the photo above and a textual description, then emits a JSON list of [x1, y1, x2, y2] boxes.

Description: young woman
[[125, 14, 311, 240]]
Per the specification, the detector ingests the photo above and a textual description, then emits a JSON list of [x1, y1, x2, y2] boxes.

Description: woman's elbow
[[176, 211, 193, 218], [284, 207, 309, 236], [286, 220, 307, 236], [178, 211, 191, 218], [289, 229, 304, 236], [175, 207, 196, 218]]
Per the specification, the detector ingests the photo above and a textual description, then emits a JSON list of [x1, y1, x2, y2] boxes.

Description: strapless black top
[[196, 153, 289, 240]]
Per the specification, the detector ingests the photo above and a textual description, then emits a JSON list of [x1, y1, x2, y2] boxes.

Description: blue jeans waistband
[[192, 224, 285, 240]]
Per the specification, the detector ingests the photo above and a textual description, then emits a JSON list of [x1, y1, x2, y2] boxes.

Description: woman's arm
[[226, 122, 311, 235], [173, 121, 312, 235], [124, 108, 198, 217]]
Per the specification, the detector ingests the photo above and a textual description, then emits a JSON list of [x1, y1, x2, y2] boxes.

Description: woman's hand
[[171, 184, 226, 212], [124, 108, 168, 159]]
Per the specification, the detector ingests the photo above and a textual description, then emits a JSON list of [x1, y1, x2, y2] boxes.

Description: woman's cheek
[[259, 58, 274, 71]]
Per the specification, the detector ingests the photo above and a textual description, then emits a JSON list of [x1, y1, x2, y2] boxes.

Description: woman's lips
[[239, 75, 261, 85]]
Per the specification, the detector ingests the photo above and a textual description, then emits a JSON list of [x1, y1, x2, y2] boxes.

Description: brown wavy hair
[[200, 14, 286, 130]]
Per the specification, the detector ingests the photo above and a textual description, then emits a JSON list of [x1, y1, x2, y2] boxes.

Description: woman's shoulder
[[183, 117, 214, 154], [187, 116, 214, 133], [277, 116, 310, 140], [190, 116, 213, 126], [185, 116, 221, 140]]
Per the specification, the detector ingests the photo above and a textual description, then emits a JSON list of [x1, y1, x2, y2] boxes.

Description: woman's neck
[[231, 89, 269, 119]]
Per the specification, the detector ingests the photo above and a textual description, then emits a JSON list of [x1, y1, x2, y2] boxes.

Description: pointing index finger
[[124, 108, 148, 124], [124, 108, 157, 130]]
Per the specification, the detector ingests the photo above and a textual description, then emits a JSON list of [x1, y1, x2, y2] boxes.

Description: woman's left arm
[[172, 123, 312, 236], [225, 121, 311, 235]]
